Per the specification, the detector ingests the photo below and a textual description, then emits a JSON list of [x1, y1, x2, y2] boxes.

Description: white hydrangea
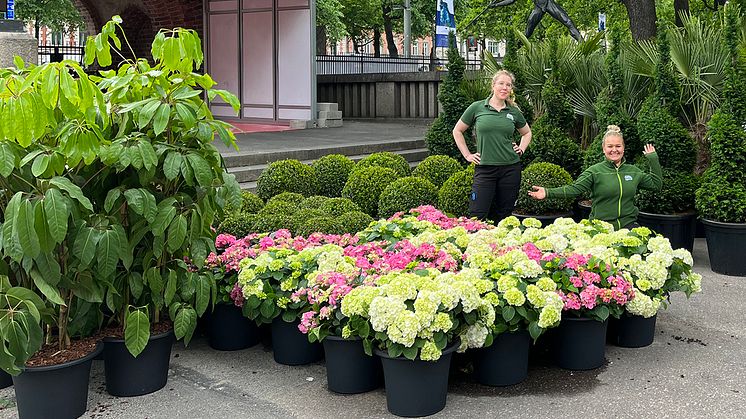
[[625, 290, 661, 318]]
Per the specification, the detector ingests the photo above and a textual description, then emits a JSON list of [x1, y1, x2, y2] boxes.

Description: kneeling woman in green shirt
[[453, 70, 533, 223], [528, 125, 662, 230]]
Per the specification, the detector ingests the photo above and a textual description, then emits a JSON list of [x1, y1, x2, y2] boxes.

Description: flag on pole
[[435, 0, 455, 47]]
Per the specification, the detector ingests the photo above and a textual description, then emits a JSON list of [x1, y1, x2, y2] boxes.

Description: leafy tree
[[14, 0, 85, 40], [317, 0, 347, 54], [339, 0, 381, 53]]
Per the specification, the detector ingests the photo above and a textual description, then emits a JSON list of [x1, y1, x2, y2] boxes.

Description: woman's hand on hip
[[528, 186, 546, 200], [513, 143, 524, 155], [465, 153, 481, 164]]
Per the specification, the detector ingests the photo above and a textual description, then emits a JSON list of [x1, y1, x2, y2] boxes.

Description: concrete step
[[229, 148, 429, 184], [222, 138, 425, 168]]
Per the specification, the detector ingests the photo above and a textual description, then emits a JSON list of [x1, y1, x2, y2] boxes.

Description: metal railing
[[316, 54, 483, 75], [38, 45, 85, 65]]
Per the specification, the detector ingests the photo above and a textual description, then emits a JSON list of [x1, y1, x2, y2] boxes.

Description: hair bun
[[606, 124, 621, 133]]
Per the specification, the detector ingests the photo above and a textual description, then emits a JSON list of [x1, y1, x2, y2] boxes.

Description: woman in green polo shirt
[[528, 125, 662, 230], [452, 70, 533, 223]]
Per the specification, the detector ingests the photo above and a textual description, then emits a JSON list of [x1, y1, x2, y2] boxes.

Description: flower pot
[[574, 200, 592, 223], [553, 316, 608, 370], [322, 336, 382, 394], [12, 343, 102, 419], [1, 370, 11, 389], [610, 313, 657, 348], [207, 303, 260, 351], [638, 211, 697, 251], [701, 219, 746, 277], [103, 329, 174, 397], [512, 211, 574, 227], [270, 318, 323, 366], [375, 342, 458, 417], [474, 330, 530, 386]]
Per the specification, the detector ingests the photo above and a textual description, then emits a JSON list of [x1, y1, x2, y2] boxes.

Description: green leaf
[[73, 226, 100, 268], [104, 188, 121, 213], [0, 142, 17, 177], [49, 177, 93, 211], [14, 200, 40, 258], [528, 322, 543, 341], [6, 321, 30, 364], [167, 215, 188, 252], [125, 310, 150, 357], [195, 275, 210, 317], [173, 88, 202, 100], [72, 272, 104, 303], [146, 267, 164, 308], [31, 154, 50, 178], [28, 269, 65, 305], [138, 141, 158, 171], [281, 310, 296, 322], [502, 306, 516, 322], [186, 153, 212, 187], [163, 151, 183, 181], [259, 299, 274, 319], [595, 305, 610, 321], [97, 229, 121, 278], [129, 272, 144, 300], [153, 104, 171, 136], [151, 200, 177, 236], [174, 306, 198, 346], [34, 252, 61, 286], [43, 188, 69, 244], [163, 38, 181, 70], [137, 99, 161, 129], [175, 102, 197, 128], [164, 270, 177, 306]]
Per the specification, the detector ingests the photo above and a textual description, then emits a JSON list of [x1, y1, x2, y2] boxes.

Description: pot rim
[[21, 341, 103, 373], [323, 335, 362, 342], [700, 218, 746, 228], [103, 328, 174, 344], [638, 210, 698, 220], [374, 340, 459, 360]]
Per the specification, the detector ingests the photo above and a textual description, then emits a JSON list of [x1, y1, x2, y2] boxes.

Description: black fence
[[38, 45, 85, 65], [316, 54, 483, 75]]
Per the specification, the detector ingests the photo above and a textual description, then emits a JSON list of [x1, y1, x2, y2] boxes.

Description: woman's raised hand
[[528, 186, 546, 200], [643, 144, 656, 155]]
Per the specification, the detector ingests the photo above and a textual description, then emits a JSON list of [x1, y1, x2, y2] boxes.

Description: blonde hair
[[492, 70, 518, 108], [602, 124, 624, 145]]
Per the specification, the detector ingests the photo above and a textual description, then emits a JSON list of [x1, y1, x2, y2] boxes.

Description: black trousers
[[469, 163, 521, 223]]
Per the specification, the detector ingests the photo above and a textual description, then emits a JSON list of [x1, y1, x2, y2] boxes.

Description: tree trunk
[[352, 39, 360, 54], [35, 21, 40, 41], [373, 28, 381, 57], [674, 0, 689, 27], [382, 5, 398, 57], [316, 26, 328, 55], [622, 0, 657, 41]]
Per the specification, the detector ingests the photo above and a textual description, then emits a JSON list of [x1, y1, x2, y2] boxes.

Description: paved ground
[[1, 238, 743, 419]]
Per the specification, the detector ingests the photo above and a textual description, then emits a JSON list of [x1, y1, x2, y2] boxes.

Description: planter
[[207, 303, 260, 351], [701, 219, 746, 277], [271, 318, 323, 366], [610, 313, 657, 348], [474, 330, 530, 386], [512, 211, 574, 227], [375, 342, 458, 417], [322, 336, 382, 394], [103, 329, 174, 397], [553, 316, 608, 370], [1, 370, 11, 389], [12, 343, 102, 419], [574, 200, 592, 222], [638, 211, 697, 251]]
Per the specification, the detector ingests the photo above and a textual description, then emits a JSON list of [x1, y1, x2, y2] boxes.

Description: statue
[[469, 0, 583, 42]]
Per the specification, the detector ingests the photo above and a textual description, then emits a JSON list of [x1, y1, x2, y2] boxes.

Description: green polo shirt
[[459, 98, 527, 166]]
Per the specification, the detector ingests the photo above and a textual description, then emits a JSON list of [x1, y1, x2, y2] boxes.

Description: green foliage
[[424, 118, 467, 162], [266, 191, 306, 206], [295, 217, 344, 237], [253, 214, 293, 233], [636, 98, 696, 172], [636, 170, 699, 214], [258, 200, 300, 216], [703, 110, 746, 183], [515, 163, 574, 215], [342, 167, 400, 216], [338, 211, 374, 234], [290, 209, 328, 234], [299, 195, 331, 210], [538, 78, 575, 132], [319, 197, 362, 217], [15, 0, 84, 36], [437, 166, 474, 218], [316, 0, 346, 42], [311, 154, 355, 197], [696, 175, 746, 223], [353, 152, 410, 177], [256, 159, 319, 201], [653, 21, 680, 115], [217, 212, 257, 238], [239, 191, 264, 213], [377, 176, 438, 219], [412, 155, 463, 188], [523, 123, 583, 177]]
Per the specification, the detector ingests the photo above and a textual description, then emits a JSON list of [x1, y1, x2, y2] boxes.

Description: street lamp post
[[403, 0, 411, 57]]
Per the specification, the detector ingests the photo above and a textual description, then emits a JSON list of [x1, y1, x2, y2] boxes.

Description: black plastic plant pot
[[0, 370, 11, 389], [13, 343, 102, 419], [553, 317, 608, 370], [375, 342, 458, 417], [207, 303, 260, 351], [475, 330, 530, 386], [512, 212, 574, 227], [103, 329, 174, 397], [322, 336, 382, 394], [611, 313, 657, 348], [271, 318, 323, 366], [701, 219, 746, 277], [638, 211, 696, 251]]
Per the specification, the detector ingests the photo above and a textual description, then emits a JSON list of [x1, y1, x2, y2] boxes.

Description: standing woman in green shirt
[[528, 125, 662, 230], [452, 70, 533, 223]]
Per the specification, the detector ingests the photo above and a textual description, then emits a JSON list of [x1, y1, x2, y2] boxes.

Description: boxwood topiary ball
[[636, 168, 699, 214], [266, 191, 306, 206], [258, 200, 300, 216], [290, 208, 329, 234], [311, 154, 355, 197], [353, 152, 410, 177], [299, 195, 331, 210], [239, 191, 265, 214], [412, 155, 463, 188], [217, 212, 257, 238], [256, 159, 319, 201], [252, 214, 292, 234], [514, 162, 574, 215], [437, 166, 474, 218], [295, 216, 344, 237], [378, 176, 438, 218], [319, 197, 362, 217], [342, 167, 400, 216], [338, 211, 374, 234]]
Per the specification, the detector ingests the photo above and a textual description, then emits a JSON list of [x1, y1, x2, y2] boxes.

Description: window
[[423, 41, 429, 55], [412, 41, 419, 56], [487, 41, 500, 56]]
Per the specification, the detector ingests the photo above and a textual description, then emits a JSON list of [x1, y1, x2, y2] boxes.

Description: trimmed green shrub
[[338, 211, 374, 234], [515, 162, 574, 215], [538, 78, 574, 132], [319, 197, 362, 217], [522, 123, 583, 177], [290, 208, 328, 234], [266, 191, 305, 206], [295, 216, 344, 237], [353, 152, 410, 177], [637, 99, 696, 173], [252, 214, 292, 233], [437, 165, 474, 218], [217, 212, 257, 238], [256, 159, 319, 200], [299, 195, 331, 210], [412, 155, 463, 188], [258, 200, 300, 216], [636, 169, 699, 214], [239, 191, 265, 214], [342, 167, 400, 216], [378, 176, 439, 218], [696, 174, 746, 223], [311, 154, 355, 197]]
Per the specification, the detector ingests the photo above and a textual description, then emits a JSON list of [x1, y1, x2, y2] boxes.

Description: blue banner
[[7, 0, 15, 19], [435, 0, 455, 47]]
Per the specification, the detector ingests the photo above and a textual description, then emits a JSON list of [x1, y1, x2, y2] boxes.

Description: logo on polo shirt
[[506, 113, 514, 121], [624, 175, 633, 181]]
